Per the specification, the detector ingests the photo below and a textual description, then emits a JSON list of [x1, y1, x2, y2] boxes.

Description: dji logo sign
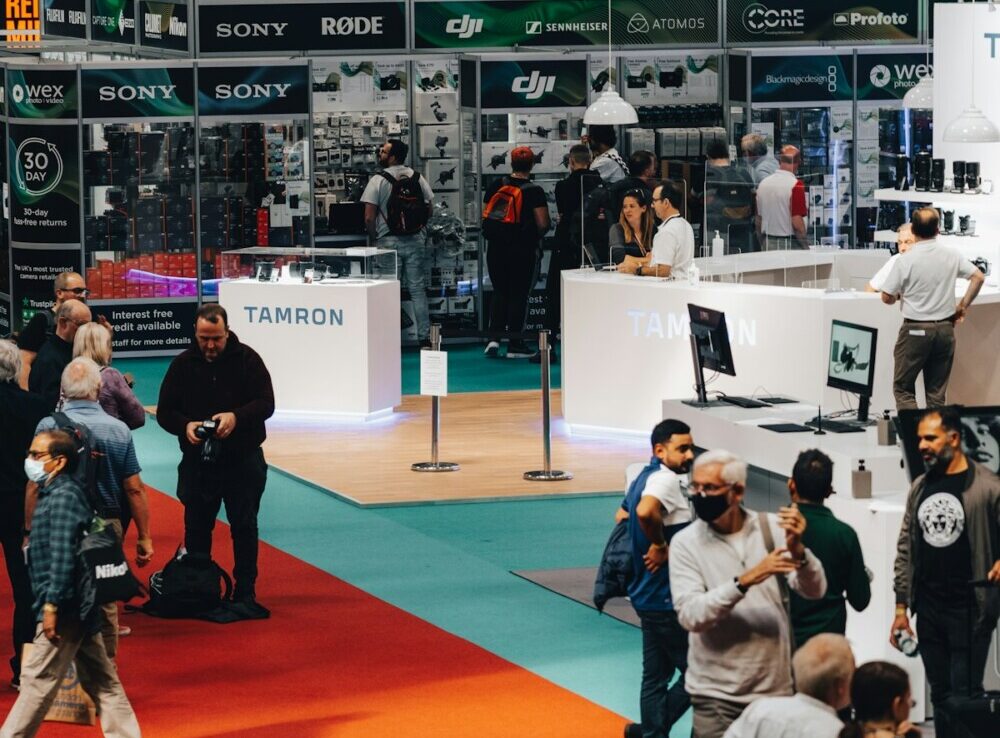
[[446, 14, 483, 39], [512, 71, 555, 100]]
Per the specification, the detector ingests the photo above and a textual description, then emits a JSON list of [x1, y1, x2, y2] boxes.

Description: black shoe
[[624, 723, 642, 738], [227, 597, 271, 620]]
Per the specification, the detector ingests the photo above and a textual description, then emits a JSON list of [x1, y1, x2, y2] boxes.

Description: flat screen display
[[828, 320, 877, 396]]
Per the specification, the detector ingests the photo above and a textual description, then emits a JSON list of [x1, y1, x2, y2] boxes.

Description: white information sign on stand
[[420, 350, 448, 397]]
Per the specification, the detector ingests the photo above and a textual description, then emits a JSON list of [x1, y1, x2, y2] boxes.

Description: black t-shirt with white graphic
[[917, 467, 973, 604]]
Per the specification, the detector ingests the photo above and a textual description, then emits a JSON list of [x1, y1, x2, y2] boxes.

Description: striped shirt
[[36, 400, 141, 513]]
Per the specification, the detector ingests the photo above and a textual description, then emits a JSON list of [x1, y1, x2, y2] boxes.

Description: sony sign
[[214, 83, 291, 100], [98, 84, 176, 102], [216, 22, 287, 38], [321, 16, 383, 35]]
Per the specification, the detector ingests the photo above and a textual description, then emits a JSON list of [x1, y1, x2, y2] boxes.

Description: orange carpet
[[0, 488, 626, 737]]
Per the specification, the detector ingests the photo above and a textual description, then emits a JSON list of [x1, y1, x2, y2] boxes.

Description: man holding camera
[[157, 305, 275, 616]]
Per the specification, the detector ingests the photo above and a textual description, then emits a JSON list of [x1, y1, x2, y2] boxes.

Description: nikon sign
[[728, 0, 918, 44], [414, 0, 719, 49]]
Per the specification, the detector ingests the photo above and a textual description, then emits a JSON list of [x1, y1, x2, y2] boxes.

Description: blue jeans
[[637, 609, 690, 738], [380, 234, 429, 341]]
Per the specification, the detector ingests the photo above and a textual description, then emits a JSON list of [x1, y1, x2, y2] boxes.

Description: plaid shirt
[[28, 472, 95, 624]]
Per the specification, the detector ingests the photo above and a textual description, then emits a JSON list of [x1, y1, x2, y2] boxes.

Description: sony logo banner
[[197, 1, 407, 53], [196, 65, 310, 116], [81, 68, 195, 118]]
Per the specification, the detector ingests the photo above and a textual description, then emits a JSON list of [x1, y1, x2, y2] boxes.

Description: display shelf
[[874, 188, 996, 206]]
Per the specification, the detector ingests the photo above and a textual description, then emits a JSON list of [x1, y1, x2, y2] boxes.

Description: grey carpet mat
[[511, 567, 640, 628]]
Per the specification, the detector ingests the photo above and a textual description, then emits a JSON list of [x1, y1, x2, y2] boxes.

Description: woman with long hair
[[839, 661, 920, 738], [610, 189, 654, 266]]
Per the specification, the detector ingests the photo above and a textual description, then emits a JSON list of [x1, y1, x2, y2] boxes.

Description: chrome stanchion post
[[412, 324, 459, 473], [524, 330, 572, 482]]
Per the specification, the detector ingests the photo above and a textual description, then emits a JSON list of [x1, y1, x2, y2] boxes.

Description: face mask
[[691, 492, 731, 522], [24, 458, 49, 484]]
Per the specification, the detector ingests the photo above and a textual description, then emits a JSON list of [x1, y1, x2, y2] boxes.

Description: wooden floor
[[261, 390, 649, 506]]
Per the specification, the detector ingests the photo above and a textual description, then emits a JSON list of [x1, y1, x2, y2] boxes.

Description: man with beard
[[891, 406, 1000, 738], [669, 450, 826, 738], [620, 419, 695, 738]]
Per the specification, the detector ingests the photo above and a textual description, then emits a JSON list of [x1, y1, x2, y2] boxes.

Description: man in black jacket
[[0, 341, 49, 689], [156, 304, 275, 615], [28, 299, 90, 411]]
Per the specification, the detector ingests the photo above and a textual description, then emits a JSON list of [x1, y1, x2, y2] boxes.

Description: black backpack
[[379, 170, 429, 235], [51, 412, 105, 514], [139, 551, 232, 619]]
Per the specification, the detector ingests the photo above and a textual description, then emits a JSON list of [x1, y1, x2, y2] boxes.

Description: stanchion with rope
[[524, 329, 572, 482], [412, 324, 460, 473]]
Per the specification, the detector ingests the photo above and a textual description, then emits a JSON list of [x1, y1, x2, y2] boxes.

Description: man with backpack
[[362, 139, 435, 348], [28, 358, 152, 659], [1, 429, 141, 738], [481, 146, 550, 358]]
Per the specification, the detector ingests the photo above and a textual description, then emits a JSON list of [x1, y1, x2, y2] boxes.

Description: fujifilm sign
[[833, 11, 908, 27]]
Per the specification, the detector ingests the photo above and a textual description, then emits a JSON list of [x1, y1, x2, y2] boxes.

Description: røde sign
[[215, 17, 384, 38]]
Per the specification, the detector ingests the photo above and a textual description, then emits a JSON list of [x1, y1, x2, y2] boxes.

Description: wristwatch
[[734, 577, 749, 595], [634, 264, 642, 276]]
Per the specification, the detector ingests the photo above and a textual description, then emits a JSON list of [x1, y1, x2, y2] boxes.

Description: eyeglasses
[[651, 196, 665, 203], [26, 451, 52, 460], [61, 287, 90, 296], [689, 482, 732, 495]]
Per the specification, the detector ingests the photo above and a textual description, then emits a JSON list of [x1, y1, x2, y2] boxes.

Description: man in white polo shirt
[[620, 181, 694, 280], [880, 207, 985, 409], [755, 145, 808, 251]]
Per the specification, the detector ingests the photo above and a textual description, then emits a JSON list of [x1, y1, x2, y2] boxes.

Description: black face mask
[[691, 492, 731, 522]]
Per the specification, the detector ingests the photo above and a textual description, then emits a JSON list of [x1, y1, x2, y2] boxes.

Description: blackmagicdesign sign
[[727, 0, 918, 44], [140, 1, 189, 51], [414, 0, 718, 49], [749, 55, 854, 103], [43, 0, 87, 39], [9, 124, 81, 245], [480, 59, 587, 109], [197, 1, 407, 54], [7, 68, 78, 120], [197, 65, 310, 116], [91, 0, 136, 44], [82, 67, 195, 118], [856, 53, 931, 101]]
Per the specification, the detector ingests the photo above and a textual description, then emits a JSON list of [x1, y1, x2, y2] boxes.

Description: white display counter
[[563, 250, 1000, 436], [220, 278, 401, 419]]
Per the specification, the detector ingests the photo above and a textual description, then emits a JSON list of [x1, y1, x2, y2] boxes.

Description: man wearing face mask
[[619, 419, 695, 738], [1, 430, 140, 738], [669, 449, 826, 738], [891, 407, 1000, 738]]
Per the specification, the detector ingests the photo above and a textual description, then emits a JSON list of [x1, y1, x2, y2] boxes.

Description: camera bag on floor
[[945, 580, 1000, 737], [133, 550, 232, 619]]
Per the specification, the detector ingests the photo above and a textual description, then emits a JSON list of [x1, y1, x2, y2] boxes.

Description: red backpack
[[481, 178, 525, 241], [379, 170, 429, 236]]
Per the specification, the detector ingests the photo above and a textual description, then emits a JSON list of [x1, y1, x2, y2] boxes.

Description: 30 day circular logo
[[869, 64, 891, 88], [14, 137, 64, 197]]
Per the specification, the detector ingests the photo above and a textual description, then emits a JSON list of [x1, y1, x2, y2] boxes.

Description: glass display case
[[219, 246, 397, 285]]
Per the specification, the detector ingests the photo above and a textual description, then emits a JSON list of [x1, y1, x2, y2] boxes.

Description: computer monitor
[[687, 304, 735, 404], [896, 406, 1000, 481], [828, 319, 878, 422]]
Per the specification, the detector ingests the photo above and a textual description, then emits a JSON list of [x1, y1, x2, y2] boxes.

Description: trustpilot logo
[[446, 14, 483, 39], [512, 71, 556, 100]]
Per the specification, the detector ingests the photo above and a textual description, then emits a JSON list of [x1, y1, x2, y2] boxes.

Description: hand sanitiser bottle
[[712, 230, 724, 258], [687, 263, 700, 286]]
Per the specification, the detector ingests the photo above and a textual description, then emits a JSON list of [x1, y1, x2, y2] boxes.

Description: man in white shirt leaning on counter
[[617, 181, 695, 280]]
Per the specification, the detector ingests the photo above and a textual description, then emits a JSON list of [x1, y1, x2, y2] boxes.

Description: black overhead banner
[[139, 1, 190, 51], [727, 0, 919, 45], [89, 301, 197, 353], [9, 123, 82, 245], [11, 248, 80, 333], [197, 65, 311, 116], [42, 0, 87, 39], [479, 59, 588, 109], [91, 0, 137, 44], [197, 1, 408, 54], [749, 54, 854, 103]]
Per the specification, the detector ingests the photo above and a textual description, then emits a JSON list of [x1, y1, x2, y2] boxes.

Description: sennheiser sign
[[749, 54, 854, 103], [728, 0, 918, 43], [414, 0, 718, 49], [197, 1, 407, 53]]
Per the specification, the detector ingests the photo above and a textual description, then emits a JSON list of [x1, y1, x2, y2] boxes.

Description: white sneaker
[[484, 341, 500, 358]]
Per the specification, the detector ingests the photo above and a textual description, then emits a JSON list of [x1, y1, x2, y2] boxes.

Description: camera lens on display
[[943, 210, 955, 233], [194, 419, 221, 463], [959, 214, 971, 235], [966, 161, 981, 193], [953, 161, 967, 192], [914, 151, 931, 191], [895, 152, 910, 190], [931, 159, 946, 192]]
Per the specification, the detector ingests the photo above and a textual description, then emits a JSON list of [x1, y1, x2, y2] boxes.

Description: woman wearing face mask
[[838, 661, 919, 738], [611, 190, 655, 267]]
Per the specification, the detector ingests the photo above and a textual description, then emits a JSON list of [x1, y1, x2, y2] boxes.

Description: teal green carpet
[[118, 354, 688, 734]]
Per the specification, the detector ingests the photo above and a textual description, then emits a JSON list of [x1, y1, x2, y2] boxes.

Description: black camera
[[194, 420, 221, 463]]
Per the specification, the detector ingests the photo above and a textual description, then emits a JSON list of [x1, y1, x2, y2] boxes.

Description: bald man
[[28, 299, 91, 411], [755, 145, 808, 250]]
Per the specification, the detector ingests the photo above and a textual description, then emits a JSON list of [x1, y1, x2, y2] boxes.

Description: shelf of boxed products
[[874, 188, 996, 206], [85, 251, 199, 301]]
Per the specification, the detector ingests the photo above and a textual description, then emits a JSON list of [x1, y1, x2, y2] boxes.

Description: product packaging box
[[415, 93, 458, 125], [419, 125, 460, 159], [426, 159, 459, 191]]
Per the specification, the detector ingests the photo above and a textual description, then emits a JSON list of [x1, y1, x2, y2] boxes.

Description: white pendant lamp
[[902, 74, 933, 109], [583, 0, 638, 125], [944, 3, 1000, 143]]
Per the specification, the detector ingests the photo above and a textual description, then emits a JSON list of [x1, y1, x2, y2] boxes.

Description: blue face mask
[[24, 457, 49, 484]]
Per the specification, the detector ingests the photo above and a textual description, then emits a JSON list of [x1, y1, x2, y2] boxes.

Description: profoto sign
[[833, 11, 908, 28]]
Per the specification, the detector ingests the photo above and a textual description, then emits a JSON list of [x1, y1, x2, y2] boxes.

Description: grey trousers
[[690, 695, 746, 738], [893, 320, 956, 410], [0, 619, 140, 738]]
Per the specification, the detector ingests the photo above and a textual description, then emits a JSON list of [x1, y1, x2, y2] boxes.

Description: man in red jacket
[[157, 304, 275, 617]]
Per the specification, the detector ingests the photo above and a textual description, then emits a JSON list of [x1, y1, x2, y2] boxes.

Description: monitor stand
[[681, 334, 727, 408]]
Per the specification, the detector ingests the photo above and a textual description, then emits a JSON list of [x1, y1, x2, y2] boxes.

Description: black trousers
[[0, 528, 35, 680], [486, 242, 537, 341], [636, 609, 690, 738], [176, 449, 268, 596], [544, 246, 579, 336], [915, 598, 994, 738]]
